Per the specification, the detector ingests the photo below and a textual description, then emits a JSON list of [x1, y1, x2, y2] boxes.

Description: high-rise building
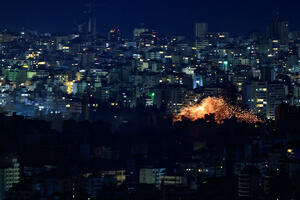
[[153, 85, 186, 113], [139, 168, 166, 188], [193, 69, 207, 89], [242, 81, 268, 117], [260, 67, 275, 82], [195, 23, 208, 50], [238, 166, 261, 198], [267, 82, 288, 119], [87, 0, 96, 36], [266, 17, 289, 45], [0, 156, 20, 200], [108, 29, 121, 42], [133, 28, 149, 38], [195, 23, 208, 39]]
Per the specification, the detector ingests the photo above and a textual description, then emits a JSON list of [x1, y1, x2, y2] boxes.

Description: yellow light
[[76, 72, 82, 81], [38, 61, 46, 65], [66, 104, 71, 108], [65, 81, 74, 94], [287, 149, 294, 154]]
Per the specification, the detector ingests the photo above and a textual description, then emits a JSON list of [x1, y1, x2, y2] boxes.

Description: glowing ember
[[173, 97, 262, 124]]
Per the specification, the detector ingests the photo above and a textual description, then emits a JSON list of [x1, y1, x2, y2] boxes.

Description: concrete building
[[0, 156, 20, 200], [139, 168, 166, 188]]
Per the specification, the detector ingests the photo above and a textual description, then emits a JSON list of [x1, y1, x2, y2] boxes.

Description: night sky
[[1, 0, 300, 37]]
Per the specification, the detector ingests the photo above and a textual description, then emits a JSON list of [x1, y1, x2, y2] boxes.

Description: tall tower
[[87, 0, 97, 36], [195, 22, 208, 50], [195, 22, 208, 40], [266, 17, 289, 45]]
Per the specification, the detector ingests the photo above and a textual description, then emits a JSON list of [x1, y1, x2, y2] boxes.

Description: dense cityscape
[[0, 1, 300, 199]]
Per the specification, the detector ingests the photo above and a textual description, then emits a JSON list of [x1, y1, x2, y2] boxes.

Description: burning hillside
[[173, 97, 262, 124]]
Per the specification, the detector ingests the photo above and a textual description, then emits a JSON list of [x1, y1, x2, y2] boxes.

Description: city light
[[0, 3, 298, 198]]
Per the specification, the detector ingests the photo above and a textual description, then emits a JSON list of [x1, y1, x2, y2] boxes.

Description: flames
[[173, 97, 262, 124]]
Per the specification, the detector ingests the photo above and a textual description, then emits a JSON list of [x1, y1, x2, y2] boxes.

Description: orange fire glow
[[173, 97, 262, 124]]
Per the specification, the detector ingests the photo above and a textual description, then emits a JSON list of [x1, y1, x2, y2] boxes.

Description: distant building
[[108, 29, 121, 42], [238, 166, 261, 198], [260, 67, 275, 82], [153, 84, 186, 113], [133, 28, 149, 38], [275, 103, 300, 123], [0, 33, 15, 43], [82, 175, 104, 198], [162, 175, 187, 187], [0, 156, 20, 200], [195, 23, 208, 50], [242, 81, 268, 117], [266, 17, 289, 45], [87, 0, 97, 36], [267, 82, 288, 119], [101, 170, 126, 186], [139, 168, 166, 188], [195, 23, 208, 40]]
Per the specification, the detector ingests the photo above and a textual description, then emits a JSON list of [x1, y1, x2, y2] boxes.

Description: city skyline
[[0, 1, 300, 199], [1, 0, 300, 36]]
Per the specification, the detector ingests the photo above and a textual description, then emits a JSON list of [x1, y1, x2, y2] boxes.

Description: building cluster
[[0, 104, 299, 199], [0, 17, 299, 121], [0, 17, 300, 199]]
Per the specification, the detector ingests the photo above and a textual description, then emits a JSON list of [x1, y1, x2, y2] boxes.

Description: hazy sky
[[1, 0, 300, 37]]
